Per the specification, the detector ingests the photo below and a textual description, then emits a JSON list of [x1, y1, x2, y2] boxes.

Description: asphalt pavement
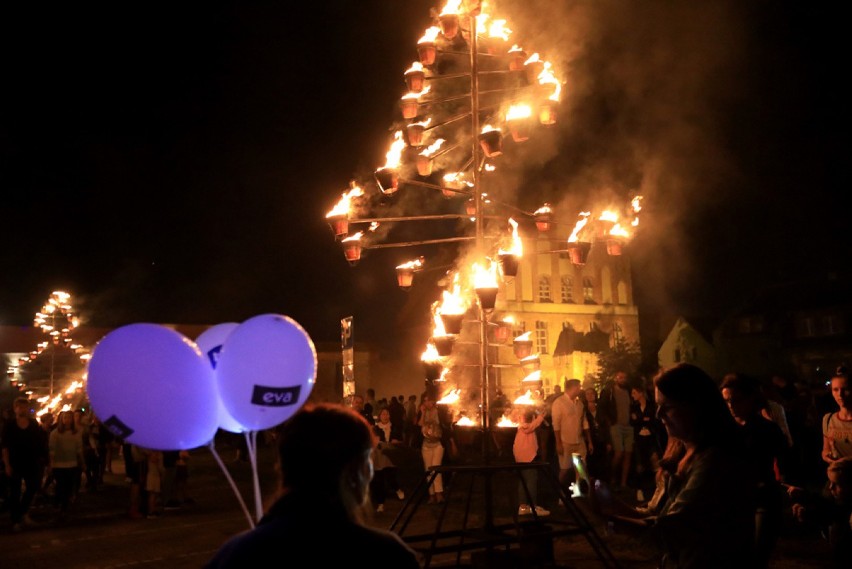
[[0, 436, 835, 568]]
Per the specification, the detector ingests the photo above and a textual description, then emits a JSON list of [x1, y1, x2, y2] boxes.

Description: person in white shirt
[[551, 378, 592, 494]]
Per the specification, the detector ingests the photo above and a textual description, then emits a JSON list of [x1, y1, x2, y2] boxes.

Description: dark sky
[[0, 1, 845, 347]]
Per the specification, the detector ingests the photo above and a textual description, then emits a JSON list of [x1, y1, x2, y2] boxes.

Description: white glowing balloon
[[215, 314, 317, 431], [86, 323, 219, 450], [195, 322, 246, 434]]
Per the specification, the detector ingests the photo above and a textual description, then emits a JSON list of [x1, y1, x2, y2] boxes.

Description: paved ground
[[0, 436, 835, 568]]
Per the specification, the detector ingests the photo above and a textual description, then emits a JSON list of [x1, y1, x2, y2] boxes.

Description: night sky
[[0, 1, 845, 349]]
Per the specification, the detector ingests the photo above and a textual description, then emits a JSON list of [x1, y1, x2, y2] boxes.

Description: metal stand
[[390, 459, 622, 568]]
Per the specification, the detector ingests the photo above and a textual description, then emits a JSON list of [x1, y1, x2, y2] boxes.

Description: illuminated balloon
[[216, 314, 317, 431], [86, 323, 219, 450], [195, 322, 247, 434]]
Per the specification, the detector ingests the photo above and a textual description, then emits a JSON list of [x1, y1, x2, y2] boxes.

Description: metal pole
[[469, 13, 489, 463]]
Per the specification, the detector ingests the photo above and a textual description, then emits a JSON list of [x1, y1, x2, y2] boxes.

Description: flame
[[534, 203, 552, 216], [325, 182, 364, 218], [501, 314, 515, 325], [514, 331, 532, 343], [481, 123, 500, 134], [568, 212, 591, 243], [439, 0, 462, 16], [432, 309, 448, 336], [420, 138, 445, 158], [443, 172, 472, 189], [498, 217, 523, 256], [401, 86, 432, 101], [506, 104, 532, 121], [521, 369, 542, 383], [437, 388, 461, 405], [509, 44, 525, 54], [538, 61, 562, 101], [439, 273, 468, 314], [484, 163, 496, 172], [437, 367, 450, 382], [455, 416, 476, 427], [472, 260, 498, 289], [409, 117, 432, 129], [524, 53, 541, 65], [418, 26, 441, 44], [489, 20, 511, 41], [496, 414, 518, 427], [397, 257, 424, 270], [421, 342, 442, 362], [513, 390, 536, 405], [610, 223, 630, 238], [379, 131, 405, 170], [405, 61, 425, 75], [599, 210, 619, 223], [342, 231, 363, 243]]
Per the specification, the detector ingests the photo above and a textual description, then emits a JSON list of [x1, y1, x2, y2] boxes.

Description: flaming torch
[[493, 314, 514, 343], [524, 52, 545, 85], [567, 212, 592, 266], [438, 0, 462, 40], [417, 26, 441, 66], [405, 117, 432, 148], [537, 61, 562, 125], [404, 61, 427, 93], [417, 138, 444, 176], [421, 342, 444, 381], [506, 103, 532, 143], [606, 223, 630, 256], [497, 218, 523, 277], [438, 275, 468, 334], [325, 181, 364, 240], [375, 131, 405, 194], [341, 231, 364, 265], [533, 202, 553, 233], [478, 124, 503, 157], [508, 44, 527, 71], [396, 257, 424, 289], [400, 86, 431, 120], [442, 171, 471, 198], [472, 259, 499, 311], [431, 309, 456, 356], [513, 331, 533, 359]]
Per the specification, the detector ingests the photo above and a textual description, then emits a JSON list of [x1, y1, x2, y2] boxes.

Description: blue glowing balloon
[[195, 322, 247, 434], [215, 314, 317, 431], [86, 323, 219, 450]]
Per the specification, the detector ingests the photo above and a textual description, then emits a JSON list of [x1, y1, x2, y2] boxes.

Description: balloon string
[[246, 431, 263, 522], [207, 440, 255, 530]]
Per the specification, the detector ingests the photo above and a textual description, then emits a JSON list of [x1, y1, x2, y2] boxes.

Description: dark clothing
[[1, 417, 49, 524], [599, 381, 631, 427], [582, 402, 611, 482], [204, 492, 420, 568], [388, 399, 406, 429]]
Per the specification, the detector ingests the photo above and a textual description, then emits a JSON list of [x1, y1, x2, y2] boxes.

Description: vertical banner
[[341, 316, 355, 398]]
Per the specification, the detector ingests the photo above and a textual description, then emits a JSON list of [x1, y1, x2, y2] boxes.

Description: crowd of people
[[0, 399, 195, 530], [3, 364, 850, 567]]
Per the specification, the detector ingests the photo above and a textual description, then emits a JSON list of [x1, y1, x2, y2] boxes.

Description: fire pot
[[499, 252, 519, 277], [433, 335, 455, 357], [567, 241, 592, 266], [476, 286, 499, 311], [418, 42, 437, 66], [439, 14, 459, 39], [440, 312, 465, 335], [327, 215, 348, 240], [513, 338, 533, 360], [478, 130, 503, 157], [374, 168, 400, 194]]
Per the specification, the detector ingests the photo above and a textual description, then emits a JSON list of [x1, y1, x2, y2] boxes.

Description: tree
[[591, 336, 642, 390]]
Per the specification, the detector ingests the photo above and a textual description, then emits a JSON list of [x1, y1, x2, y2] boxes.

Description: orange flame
[[472, 260, 499, 289], [379, 131, 405, 170], [439, 0, 462, 16], [420, 138, 445, 158], [401, 86, 432, 101], [325, 182, 364, 218], [439, 273, 468, 314], [405, 61, 425, 75], [513, 390, 536, 405], [418, 26, 441, 44], [521, 369, 542, 383], [506, 104, 532, 121], [496, 414, 518, 427], [481, 123, 501, 134], [498, 217, 523, 256], [534, 203, 552, 216], [438, 388, 461, 405], [455, 415, 476, 426], [421, 342, 442, 362], [342, 231, 363, 243], [396, 257, 424, 270], [568, 212, 591, 243], [514, 331, 532, 343], [537, 61, 562, 101]]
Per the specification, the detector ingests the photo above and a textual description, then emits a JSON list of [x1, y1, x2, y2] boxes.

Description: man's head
[[565, 379, 582, 398], [13, 397, 30, 418], [351, 395, 365, 410], [615, 371, 629, 387]]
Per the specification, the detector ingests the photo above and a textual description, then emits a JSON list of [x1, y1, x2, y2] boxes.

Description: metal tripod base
[[389, 461, 622, 568]]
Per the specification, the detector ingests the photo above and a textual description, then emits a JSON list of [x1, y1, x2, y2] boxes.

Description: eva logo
[[251, 385, 302, 407], [104, 415, 134, 439], [205, 345, 223, 369]]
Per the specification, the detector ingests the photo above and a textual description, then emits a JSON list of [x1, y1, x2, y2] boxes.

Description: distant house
[[658, 317, 718, 378], [713, 272, 852, 386]]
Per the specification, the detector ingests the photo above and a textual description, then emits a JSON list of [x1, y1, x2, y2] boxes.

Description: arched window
[[561, 276, 574, 303], [583, 277, 595, 304], [538, 276, 552, 302]]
